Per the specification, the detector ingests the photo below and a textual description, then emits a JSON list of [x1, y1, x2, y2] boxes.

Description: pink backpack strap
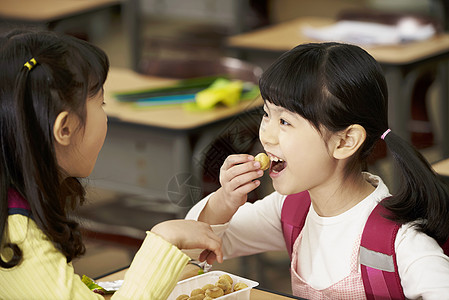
[[360, 202, 404, 300], [441, 239, 449, 255], [281, 191, 311, 259], [7, 188, 32, 218]]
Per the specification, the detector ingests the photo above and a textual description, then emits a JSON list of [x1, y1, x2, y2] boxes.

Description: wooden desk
[[432, 158, 449, 177], [97, 266, 301, 300], [103, 68, 263, 129], [89, 68, 263, 216], [228, 17, 449, 158], [0, 0, 140, 70], [0, 0, 120, 23]]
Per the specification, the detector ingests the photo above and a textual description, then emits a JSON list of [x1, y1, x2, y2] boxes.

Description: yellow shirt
[[0, 214, 190, 300]]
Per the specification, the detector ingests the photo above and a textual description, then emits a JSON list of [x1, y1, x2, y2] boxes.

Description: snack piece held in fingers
[[254, 153, 270, 171]]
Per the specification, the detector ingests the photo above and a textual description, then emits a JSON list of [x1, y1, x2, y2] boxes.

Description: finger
[[206, 252, 219, 265], [200, 231, 223, 263], [221, 154, 253, 171], [199, 248, 222, 264], [228, 169, 264, 191], [233, 180, 261, 196], [226, 161, 262, 180]]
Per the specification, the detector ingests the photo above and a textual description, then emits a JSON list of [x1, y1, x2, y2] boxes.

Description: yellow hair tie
[[24, 58, 37, 70]]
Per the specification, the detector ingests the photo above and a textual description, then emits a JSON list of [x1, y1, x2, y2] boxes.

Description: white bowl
[[167, 270, 259, 300]]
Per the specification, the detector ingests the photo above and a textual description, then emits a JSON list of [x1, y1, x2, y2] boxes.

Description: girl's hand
[[218, 154, 264, 210], [198, 154, 264, 225], [151, 220, 223, 264]]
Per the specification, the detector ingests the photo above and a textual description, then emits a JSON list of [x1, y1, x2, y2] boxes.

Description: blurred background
[[1, 0, 449, 294]]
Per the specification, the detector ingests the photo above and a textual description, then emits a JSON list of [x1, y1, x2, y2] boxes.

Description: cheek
[[95, 114, 108, 150], [283, 134, 332, 179]]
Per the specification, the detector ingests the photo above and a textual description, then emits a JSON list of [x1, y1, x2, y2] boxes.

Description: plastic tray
[[167, 270, 259, 300]]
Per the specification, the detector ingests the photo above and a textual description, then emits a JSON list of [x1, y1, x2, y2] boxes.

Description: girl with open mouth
[[187, 42, 449, 299]]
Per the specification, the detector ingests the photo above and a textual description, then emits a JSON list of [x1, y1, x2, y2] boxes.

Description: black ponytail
[[0, 61, 34, 268], [382, 132, 449, 244]]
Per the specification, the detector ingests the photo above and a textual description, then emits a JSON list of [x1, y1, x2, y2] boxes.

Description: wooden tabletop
[[0, 0, 121, 22], [97, 265, 297, 300], [103, 68, 263, 130], [432, 158, 449, 177], [227, 16, 449, 65]]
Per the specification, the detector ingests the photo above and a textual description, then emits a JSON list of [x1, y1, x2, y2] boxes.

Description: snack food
[[189, 295, 206, 300], [205, 287, 224, 298], [191, 288, 205, 296], [233, 282, 248, 291], [169, 271, 258, 300], [176, 274, 251, 299], [254, 153, 270, 171], [202, 284, 215, 291], [218, 274, 233, 285], [216, 278, 232, 294]]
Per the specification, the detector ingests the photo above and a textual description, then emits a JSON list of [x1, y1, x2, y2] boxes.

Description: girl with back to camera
[[187, 42, 449, 299], [0, 29, 223, 299]]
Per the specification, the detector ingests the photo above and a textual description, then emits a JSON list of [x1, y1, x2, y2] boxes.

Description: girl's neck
[[309, 173, 375, 217]]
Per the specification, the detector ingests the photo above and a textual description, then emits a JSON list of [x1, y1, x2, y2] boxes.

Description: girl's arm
[[0, 215, 104, 299], [187, 191, 288, 258], [396, 224, 449, 299], [1, 216, 222, 300], [111, 231, 191, 300]]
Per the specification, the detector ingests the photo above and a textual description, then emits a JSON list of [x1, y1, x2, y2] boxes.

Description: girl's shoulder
[[396, 222, 442, 251], [7, 214, 45, 245], [395, 222, 449, 298]]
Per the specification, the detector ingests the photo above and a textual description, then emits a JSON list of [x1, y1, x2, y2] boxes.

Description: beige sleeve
[[1, 216, 189, 300]]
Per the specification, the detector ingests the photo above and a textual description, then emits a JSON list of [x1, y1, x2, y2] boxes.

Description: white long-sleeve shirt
[[186, 173, 449, 299]]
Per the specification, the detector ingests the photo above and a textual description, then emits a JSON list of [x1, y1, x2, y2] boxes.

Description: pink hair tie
[[381, 129, 391, 140]]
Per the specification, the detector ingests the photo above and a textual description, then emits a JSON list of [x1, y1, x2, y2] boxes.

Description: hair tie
[[24, 58, 37, 70], [381, 129, 391, 140]]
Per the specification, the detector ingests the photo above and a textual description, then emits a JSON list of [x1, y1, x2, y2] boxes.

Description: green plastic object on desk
[[184, 78, 260, 111], [82, 275, 110, 295]]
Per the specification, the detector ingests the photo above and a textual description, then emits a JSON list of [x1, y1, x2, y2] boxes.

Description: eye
[[262, 108, 269, 118], [280, 118, 290, 126]]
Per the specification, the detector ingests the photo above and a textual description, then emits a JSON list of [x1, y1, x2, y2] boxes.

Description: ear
[[332, 124, 366, 160], [53, 111, 77, 146]]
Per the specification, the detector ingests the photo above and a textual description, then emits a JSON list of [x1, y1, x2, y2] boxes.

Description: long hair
[[0, 29, 109, 267], [259, 42, 449, 244]]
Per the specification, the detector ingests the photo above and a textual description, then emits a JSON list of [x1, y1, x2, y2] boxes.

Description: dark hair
[[0, 29, 109, 268], [260, 42, 449, 244]]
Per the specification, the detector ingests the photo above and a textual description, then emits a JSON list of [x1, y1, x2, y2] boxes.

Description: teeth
[[269, 155, 284, 162]]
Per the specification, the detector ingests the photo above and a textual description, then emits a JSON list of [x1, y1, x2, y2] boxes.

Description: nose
[[259, 118, 278, 146]]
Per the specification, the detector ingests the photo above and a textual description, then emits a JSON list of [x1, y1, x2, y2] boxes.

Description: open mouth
[[270, 155, 287, 173]]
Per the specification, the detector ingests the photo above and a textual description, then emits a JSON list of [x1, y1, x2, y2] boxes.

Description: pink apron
[[291, 232, 366, 299]]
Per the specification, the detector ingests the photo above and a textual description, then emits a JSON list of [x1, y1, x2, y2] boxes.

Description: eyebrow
[[266, 103, 297, 118]]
